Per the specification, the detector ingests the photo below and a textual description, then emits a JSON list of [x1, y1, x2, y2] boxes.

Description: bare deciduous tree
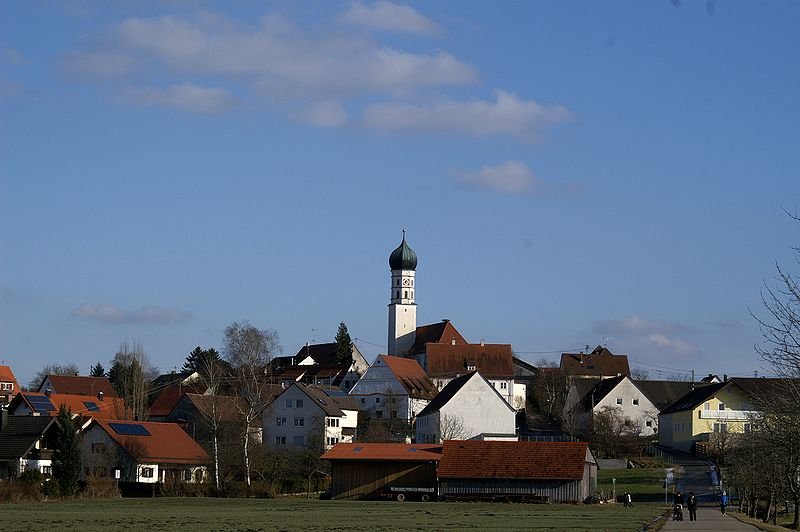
[[530, 359, 566, 422], [29, 362, 80, 390], [222, 321, 281, 490], [439, 413, 470, 441], [109, 341, 157, 421]]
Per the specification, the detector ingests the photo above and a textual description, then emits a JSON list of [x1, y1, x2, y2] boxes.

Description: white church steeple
[[387, 230, 417, 356]]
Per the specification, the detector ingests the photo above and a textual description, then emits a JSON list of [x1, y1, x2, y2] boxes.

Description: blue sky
[[1, 1, 799, 387]]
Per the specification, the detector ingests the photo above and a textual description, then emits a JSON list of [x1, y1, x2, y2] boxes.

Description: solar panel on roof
[[83, 401, 100, 412], [27, 396, 56, 412], [108, 422, 151, 436]]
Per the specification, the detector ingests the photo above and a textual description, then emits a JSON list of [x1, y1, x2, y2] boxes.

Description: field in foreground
[[4, 497, 666, 531]]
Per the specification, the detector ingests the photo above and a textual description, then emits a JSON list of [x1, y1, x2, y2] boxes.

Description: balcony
[[698, 409, 758, 421]]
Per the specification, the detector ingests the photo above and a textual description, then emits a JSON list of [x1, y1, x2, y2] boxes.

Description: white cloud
[[458, 161, 536, 194], [298, 100, 348, 127], [120, 83, 235, 114], [362, 90, 570, 140], [61, 50, 139, 78], [339, 1, 441, 35], [64, 12, 475, 100], [73, 303, 192, 324], [592, 315, 698, 359]]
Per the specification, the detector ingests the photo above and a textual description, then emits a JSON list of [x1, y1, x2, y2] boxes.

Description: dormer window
[[467, 364, 476, 371]]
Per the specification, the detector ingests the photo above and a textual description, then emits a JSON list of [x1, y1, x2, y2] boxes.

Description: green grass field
[[598, 469, 669, 501], [3, 497, 667, 531]]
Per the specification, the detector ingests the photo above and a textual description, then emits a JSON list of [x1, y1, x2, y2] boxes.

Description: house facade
[[0, 366, 19, 405], [415, 372, 516, 444], [348, 355, 438, 425], [263, 383, 359, 450], [657, 377, 775, 452], [0, 410, 57, 479], [81, 419, 209, 484]]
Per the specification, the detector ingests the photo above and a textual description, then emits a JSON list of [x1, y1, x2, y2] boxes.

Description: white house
[[348, 355, 438, 424], [562, 375, 659, 437], [263, 383, 359, 450], [415, 371, 517, 444], [81, 419, 209, 484], [0, 410, 57, 479]]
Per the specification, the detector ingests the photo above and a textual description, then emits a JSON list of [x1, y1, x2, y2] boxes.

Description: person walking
[[720, 490, 729, 516], [623, 492, 632, 507], [687, 492, 697, 521]]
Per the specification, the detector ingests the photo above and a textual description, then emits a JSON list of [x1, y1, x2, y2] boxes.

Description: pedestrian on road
[[674, 491, 684, 506], [687, 492, 697, 521], [720, 490, 729, 516], [623, 492, 632, 507]]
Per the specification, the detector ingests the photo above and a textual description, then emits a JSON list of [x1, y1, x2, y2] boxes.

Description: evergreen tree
[[182, 346, 226, 375], [334, 322, 353, 366], [52, 406, 82, 496], [89, 362, 106, 377]]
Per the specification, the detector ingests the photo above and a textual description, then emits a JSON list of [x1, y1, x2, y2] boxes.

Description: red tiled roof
[[148, 383, 205, 417], [41, 375, 117, 397], [560, 346, 630, 377], [0, 365, 18, 386], [380, 355, 438, 400], [438, 440, 590, 480], [182, 393, 246, 422], [425, 344, 514, 379], [94, 419, 210, 465], [322, 442, 443, 461], [407, 321, 467, 355], [17, 392, 127, 420]]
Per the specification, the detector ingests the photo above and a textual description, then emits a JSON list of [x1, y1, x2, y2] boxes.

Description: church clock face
[[402, 278, 409, 286]]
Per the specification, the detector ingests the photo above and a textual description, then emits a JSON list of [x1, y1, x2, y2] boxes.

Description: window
[[360, 397, 366, 404], [632, 398, 639, 406], [184, 469, 192, 481], [500, 382, 508, 390], [276, 417, 287, 427], [395, 291, 399, 299], [391, 397, 397, 404], [294, 417, 305, 427], [391, 410, 398, 419], [91, 442, 106, 454], [1, 382, 12, 391], [714, 423, 728, 433], [719, 403, 725, 411], [285, 399, 293, 408], [326, 437, 339, 446], [293, 435, 305, 446], [42, 466, 52, 476], [375, 397, 381, 404], [326, 418, 340, 428], [704, 402, 710, 410], [645, 420, 653, 427], [296, 399, 304, 408], [141, 467, 154, 479], [404, 290, 408, 298], [744, 423, 752, 433], [467, 364, 476, 371], [616, 398, 623, 405], [376, 410, 384, 418], [275, 436, 286, 445]]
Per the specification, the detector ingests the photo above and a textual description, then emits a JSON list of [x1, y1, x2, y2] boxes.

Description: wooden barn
[[321, 443, 442, 500], [437, 440, 597, 503]]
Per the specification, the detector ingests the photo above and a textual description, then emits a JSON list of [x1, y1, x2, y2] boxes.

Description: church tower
[[387, 230, 417, 356]]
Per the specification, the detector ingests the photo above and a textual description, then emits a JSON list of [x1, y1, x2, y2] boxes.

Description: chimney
[[45, 387, 52, 397], [98, 391, 104, 402], [723, 374, 728, 382], [1, 405, 7, 430]]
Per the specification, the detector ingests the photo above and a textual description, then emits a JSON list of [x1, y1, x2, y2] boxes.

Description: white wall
[[263, 386, 326, 449], [593, 379, 658, 436]]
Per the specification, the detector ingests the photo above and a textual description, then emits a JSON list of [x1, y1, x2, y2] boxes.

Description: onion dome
[[389, 230, 417, 271]]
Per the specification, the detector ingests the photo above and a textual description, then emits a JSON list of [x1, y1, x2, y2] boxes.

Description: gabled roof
[[425, 343, 514, 379], [0, 415, 56, 459], [92, 419, 210, 465], [407, 320, 467, 355], [151, 371, 198, 390], [580, 375, 627, 409], [438, 440, 591, 480], [634, 380, 701, 411], [321, 442, 442, 461], [379, 355, 438, 400], [560, 346, 630, 377], [417, 371, 513, 418], [660, 377, 785, 415], [0, 366, 19, 387], [292, 342, 340, 365], [148, 383, 206, 417], [178, 393, 245, 423], [39, 375, 117, 398], [11, 392, 127, 420], [286, 383, 360, 417]]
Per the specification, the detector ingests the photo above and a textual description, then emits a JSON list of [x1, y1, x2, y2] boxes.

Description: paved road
[[660, 506, 759, 531]]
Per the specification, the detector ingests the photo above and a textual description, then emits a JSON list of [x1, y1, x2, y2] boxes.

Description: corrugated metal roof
[[438, 440, 590, 480]]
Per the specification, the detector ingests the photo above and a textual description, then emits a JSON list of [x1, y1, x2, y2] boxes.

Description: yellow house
[[657, 378, 777, 453]]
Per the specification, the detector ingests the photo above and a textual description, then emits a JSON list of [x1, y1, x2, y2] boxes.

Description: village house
[[271, 341, 369, 392], [415, 371, 516, 443], [658, 377, 781, 453], [0, 366, 19, 405], [36, 374, 117, 398], [348, 355, 438, 428], [560, 346, 630, 380], [263, 383, 359, 450], [81, 418, 209, 484], [0, 408, 57, 479]]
